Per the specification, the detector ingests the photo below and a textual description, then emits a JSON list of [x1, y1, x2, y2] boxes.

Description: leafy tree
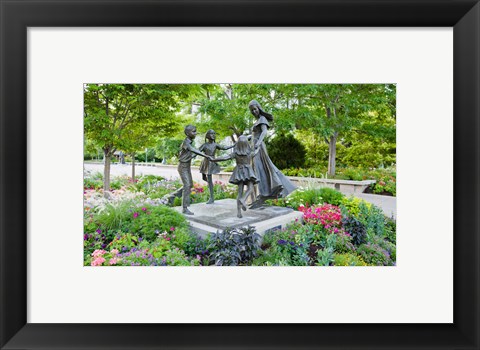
[[84, 84, 194, 191], [196, 84, 277, 141], [284, 84, 396, 176]]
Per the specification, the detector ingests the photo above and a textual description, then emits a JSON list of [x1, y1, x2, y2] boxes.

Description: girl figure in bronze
[[248, 100, 296, 208], [199, 129, 233, 204], [212, 135, 258, 218]]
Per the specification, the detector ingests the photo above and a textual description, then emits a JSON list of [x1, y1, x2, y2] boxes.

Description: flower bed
[[84, 174, 396, 266]]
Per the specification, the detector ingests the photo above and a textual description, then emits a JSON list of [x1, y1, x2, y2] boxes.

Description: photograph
[[83, 83, 397, 267], [2, 0, 479, 347]]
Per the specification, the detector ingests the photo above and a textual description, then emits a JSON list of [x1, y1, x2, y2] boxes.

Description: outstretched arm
[[187, 143, 213, 160], [211, 154, 233, 162], [217, 143, 235, 151]]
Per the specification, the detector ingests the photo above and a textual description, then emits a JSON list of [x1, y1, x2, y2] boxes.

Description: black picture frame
[[1, 0, 479, 349]]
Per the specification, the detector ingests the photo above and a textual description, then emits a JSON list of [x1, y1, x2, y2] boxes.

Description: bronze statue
[[248, 100, 296, 208], [212, 135, 258, 218], [199, 129, 234, 204], [177, 125, 213, 215]]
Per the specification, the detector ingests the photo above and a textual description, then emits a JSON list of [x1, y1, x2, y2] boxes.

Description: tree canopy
[[84, 83, 396, 186]]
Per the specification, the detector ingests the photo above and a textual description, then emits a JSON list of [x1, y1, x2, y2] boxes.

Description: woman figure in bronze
[[248, 100, 296, 208]]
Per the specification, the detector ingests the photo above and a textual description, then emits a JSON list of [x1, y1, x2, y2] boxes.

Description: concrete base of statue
[[173, 198, 303, 239]]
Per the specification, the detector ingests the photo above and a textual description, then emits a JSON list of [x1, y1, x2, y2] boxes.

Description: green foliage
[[108, 232, 143, 251], [126, 205, 188, 242], [384, 217, 396, 243], [260, 228, 311, 266], [163, 248, 200, 266], [330, 232, 356, 253], [316, 247, 334, 266], [318, 187, 344, 206], [84, 177, 103, 190], [375, 237, 396, 262], [356, 243, 393, 266], [84, 84, 197, 189], [333, 253, 367, 266], [268, 187, 324, 209], [266, 133, 306, 169], [95, 200, 136, 234], [207, 226, 262, 266]]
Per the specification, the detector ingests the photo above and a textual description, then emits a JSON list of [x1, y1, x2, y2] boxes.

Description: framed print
[[1, 0, 479, 349]]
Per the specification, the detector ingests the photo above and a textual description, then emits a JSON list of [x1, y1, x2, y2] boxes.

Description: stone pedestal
[[174, 199, 303, 239]]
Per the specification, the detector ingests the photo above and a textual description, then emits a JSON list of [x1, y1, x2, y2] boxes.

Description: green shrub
[[316, 247, 334, 266], [256, 227, 310, 266], [183, 234, 209, 264], [108, 232, 143, 251], [331, 232, 355, 253], [338, 168, 364, 181], [356, 243, 392, 266], [370, 236, 396, 262], [126, 205, 188, 242], [266, 133, 306, 170], [269, 187, 324, 209], [95, 200, 137, 234], [84, 177, 103, 190], [163, 248, 200, 266], [384, 217, 396, 243], [318, 187, 344, 206], [333, 253, 367, 266]]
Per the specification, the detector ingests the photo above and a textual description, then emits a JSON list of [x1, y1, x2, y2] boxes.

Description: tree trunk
[[103, 150, 111, 194], [131, 153, 136, 182], [327, 132, 338, 177]]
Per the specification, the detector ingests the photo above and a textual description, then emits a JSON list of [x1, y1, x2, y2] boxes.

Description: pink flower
[[133, 212, 139, 218], [109, 257, 118, 265], [111, 249, 119, 256], [170, 226, 175, 232], [141, 207, 147, 211], [92, 249, 106, 258], [91, 257, 105, 266]]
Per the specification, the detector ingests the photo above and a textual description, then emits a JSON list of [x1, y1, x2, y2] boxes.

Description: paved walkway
[[84, 162, 396, 219]]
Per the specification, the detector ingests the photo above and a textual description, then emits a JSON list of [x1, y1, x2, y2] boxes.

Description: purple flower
[[96, 229, 102, 234], [277, 240, 287, 245]]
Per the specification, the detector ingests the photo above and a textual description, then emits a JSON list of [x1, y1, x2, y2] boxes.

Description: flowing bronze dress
[[252, 116, 296, 198]]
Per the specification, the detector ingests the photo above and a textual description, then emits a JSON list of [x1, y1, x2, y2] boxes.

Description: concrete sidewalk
[[84, 162, 396, 220]]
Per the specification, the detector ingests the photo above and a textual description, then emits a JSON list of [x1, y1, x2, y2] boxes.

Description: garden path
[[84, 162, 396, 219]]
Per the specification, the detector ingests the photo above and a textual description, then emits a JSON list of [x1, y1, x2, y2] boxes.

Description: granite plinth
[[174, 199, 303, 238]]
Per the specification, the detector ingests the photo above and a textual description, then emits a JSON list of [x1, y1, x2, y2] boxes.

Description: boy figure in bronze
[[178, 125, 213, 215]]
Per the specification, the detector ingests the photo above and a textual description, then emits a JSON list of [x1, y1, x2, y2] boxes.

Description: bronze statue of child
[[212, 135, 258, 218], [199, 129, 234, 204], [177, 125, 213, 215]]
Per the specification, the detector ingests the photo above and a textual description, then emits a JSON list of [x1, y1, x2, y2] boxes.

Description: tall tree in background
[[84, 84, 193, 192], [287, 84, 396, 176]]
